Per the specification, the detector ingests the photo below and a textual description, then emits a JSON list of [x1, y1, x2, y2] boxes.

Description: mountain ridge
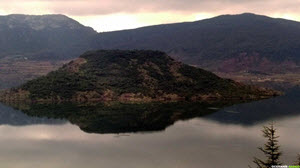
[[0, 14, 93, 30], [1, 13, 300, 90], [0, 14, 97, 60], [0, 14, 97, 89], [89, 13, 300, 72]]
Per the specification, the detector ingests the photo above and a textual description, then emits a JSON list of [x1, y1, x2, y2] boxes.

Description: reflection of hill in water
[[0, 103, 66, 126], [205, 87, 300, 125], [4, 88, 299, 133], [9, 102, 227, 134]]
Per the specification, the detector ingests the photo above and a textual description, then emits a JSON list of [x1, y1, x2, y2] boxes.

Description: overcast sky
[[1, 0, 300, 32]]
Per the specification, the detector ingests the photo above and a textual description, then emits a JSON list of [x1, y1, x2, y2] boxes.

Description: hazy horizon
[[0, 12, 299, 33]]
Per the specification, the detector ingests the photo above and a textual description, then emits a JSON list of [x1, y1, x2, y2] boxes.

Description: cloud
[[74, 12, 214, 32], [0, 0, 300, 16], [1, 0, 300, 32]]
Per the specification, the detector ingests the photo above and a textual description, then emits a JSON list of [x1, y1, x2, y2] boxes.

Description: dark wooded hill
[[0, 50, 280, 103]]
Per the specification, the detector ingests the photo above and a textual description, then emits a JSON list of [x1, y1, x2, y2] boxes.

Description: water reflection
[[0, 103, 65, 126], [2, 87, 300, 134], [0, 116, 299, 168], [0, 88, 299, 167], [205, 87, 300, 125], [7, 102, 227, 134]]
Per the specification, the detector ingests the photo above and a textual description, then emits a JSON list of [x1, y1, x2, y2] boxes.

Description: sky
[[1, 0, 300, 32]]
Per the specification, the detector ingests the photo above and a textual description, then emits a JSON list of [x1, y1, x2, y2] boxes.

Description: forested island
[[0, 50, 281, 103]]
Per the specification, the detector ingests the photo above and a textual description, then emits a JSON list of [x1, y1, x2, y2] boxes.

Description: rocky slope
[[0, 50, 280, 103]]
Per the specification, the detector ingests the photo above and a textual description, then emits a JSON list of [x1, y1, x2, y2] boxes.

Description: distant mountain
[[1, 13, 299, 90], [0, 50, 279, 103], [0, 14, 97, 89], [0, 14, 97, 60], [90, 13, 300, 73]]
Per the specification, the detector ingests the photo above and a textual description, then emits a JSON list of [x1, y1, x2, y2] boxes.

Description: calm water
[[0, 88, 299, 168]]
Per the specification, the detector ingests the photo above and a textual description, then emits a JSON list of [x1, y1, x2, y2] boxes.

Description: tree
[[253, 122, 282, 168], [294, 154, 300, 166]]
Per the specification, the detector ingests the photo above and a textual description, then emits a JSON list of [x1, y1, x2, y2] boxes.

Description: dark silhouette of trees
[[253, 122, 282, 168]]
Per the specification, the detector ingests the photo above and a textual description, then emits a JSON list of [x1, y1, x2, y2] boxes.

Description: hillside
[[0, 14, 96, 60], [0, 50, 280, 103], [1, 13, 300, 90], [0, 14, 97, 89], [90, 13, 300, 74]]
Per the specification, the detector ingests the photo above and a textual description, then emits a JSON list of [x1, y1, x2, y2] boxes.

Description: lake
[[0, 87, 299, 168]]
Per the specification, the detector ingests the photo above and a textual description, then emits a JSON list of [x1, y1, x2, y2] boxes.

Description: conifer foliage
[[294, 154, 300, 166], [253, 123, 282, 168]]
